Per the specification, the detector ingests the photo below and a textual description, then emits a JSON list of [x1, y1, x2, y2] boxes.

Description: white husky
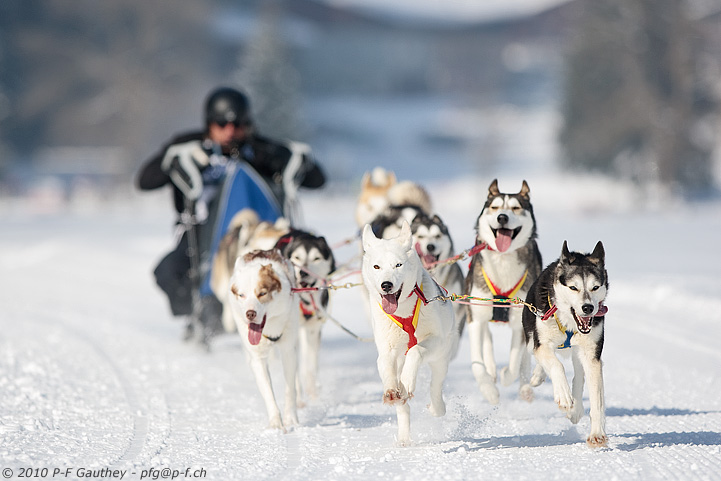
[[228, 249, 299, 431], [361, 221, 457, 446]]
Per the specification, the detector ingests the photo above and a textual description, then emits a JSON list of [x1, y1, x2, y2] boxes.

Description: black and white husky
[[275, 229, 336, 401], [411, 212, 466, 354], [521, 241, 609, 448], [464, 179, 543, 404]]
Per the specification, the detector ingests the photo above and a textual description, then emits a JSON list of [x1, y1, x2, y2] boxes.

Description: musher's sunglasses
[[215, 119, 250, 128]]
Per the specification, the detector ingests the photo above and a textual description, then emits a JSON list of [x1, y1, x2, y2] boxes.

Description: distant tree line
[[560, 0, 720, 194]]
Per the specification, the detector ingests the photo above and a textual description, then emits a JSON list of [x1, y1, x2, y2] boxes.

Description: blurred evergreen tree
[[0, 0, 215, 165], [560, 0, 719, 193], [234, 0, 303, 141]]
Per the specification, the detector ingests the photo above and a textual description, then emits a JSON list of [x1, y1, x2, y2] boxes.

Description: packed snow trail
[[1, 182, 720, 481]]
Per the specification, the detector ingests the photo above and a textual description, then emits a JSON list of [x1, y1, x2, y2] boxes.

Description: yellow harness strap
[[482, 268, 528, 298], [548, 294, 574, 349], [379, 284, 423, 353]]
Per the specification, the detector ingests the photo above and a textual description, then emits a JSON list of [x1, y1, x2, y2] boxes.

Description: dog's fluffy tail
[[387, 181, 432, 215]]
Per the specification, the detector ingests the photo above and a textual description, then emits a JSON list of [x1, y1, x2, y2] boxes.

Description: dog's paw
[[586, 433, 608, 448], [268, 415, 284, 430], [479, 382, 500, 405], [530, 370, 546, 387], [284, 411, 299, 427], [428, 399, 446, 417], [519, 384, 534, 403], [499, 366, 517, 387], [396, 437, 413, 447], [383, 386, 410, 406], [567, 404, 584, 424], [554, 385, 574, 412]]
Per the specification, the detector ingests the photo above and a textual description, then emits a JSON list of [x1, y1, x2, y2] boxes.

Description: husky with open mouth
[[464, 179, 543, 404], [275, 229, 336, 402], [228, 249, 299, 431], [411, 212, 466, 356], [521, 241, 609, 448], [361, 221, 457, 446]]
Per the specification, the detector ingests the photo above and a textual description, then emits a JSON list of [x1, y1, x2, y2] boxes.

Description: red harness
[[380, 284, 430, 354], [299, 294, 319, 318]]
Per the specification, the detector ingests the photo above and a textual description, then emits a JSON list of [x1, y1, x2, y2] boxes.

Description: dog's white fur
[[412, 215, 466, 358], [521, 241, 608, 448], [211, 210, 291, 333], [281, 233, 335, 401], [466, 180, 541, 404], [361, 221, 456, 446], [228, 249, 299, 431]]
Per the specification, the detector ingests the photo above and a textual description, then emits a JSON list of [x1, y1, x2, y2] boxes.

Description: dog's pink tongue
[[382, 293, 398, 315], [248, 318, 265, 346], [415, 243, 435, 268], [495, 229, 513, 252]]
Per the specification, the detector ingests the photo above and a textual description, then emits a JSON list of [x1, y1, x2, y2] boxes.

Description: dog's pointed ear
[[590, 241, 605, 265], [388, 171, 397, 186], [519, 180, 530, 198], [399, 220, 413, 251], [361, 171, 371, 189], [361, 223, 378, 252], [560, 240, 573, 264], [233, 255, 245, 273], [488, 179, 500, 198]]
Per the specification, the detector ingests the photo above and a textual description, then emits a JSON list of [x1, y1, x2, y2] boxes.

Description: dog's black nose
[[427, 244, 436, 253], [581, 304, 594, 315], [246, 310, 257, 321], [381, 281, 393, 293], [497, 214, 509, 226]]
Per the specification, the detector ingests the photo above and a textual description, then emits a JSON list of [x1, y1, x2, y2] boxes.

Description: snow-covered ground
[[1, 171, 720, 481]]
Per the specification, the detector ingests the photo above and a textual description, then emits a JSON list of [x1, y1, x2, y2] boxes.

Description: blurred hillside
[[1, 0, 720, 203]]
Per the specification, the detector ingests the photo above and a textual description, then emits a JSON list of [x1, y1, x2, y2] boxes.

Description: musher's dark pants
[[153, 233, 223, 332]]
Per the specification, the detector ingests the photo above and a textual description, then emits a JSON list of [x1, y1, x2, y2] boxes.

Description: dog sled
[[179, 139, 314, 345], [179, 161, 283, 345]]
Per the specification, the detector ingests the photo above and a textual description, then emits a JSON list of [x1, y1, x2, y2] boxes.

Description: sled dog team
[[220, 168, 609, 449]]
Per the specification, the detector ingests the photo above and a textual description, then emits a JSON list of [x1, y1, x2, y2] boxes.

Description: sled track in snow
[[26, 311, 162, 466], [608, 408, 721, 476]]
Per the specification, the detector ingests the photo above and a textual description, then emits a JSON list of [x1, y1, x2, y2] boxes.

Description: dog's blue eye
[[569, 286, 578, 291], [258, 291, 267, 297], [591, 285, 600, 291], [395, 263, 402, 268]]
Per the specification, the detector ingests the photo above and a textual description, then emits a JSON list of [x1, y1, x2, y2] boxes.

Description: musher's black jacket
[[136, 130, 325, 215]]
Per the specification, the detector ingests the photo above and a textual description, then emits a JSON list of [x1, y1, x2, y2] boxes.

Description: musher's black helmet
[[204, 87, 252, 128]]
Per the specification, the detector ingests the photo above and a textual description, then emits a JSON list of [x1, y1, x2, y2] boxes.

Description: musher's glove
[[160, 140, 209, 201]]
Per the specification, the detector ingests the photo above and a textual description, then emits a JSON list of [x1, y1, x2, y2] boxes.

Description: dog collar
[[380, 283, 425, 354], [546, 295, 573, 349], [473, 240, 494, 253]]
